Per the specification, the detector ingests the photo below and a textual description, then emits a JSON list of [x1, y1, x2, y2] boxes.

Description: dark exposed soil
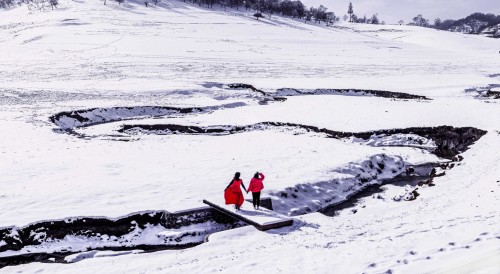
[[465, 84, 500, 99], [49, 106, 205, 126], [0, 198, 277, 268], [275, 87, 431, 100], [0, 208, 243, 268], [225, 83, 268, 96], [224, 83, 430, 100], [486, 90, 500, 99], [351, 126, 487, 158], [49, 84, 433, 134], [120, 122, 487, 159], [320, 164, 436, 216], [0, 244, 200, 268]]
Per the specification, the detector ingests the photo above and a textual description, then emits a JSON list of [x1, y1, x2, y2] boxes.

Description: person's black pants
[[252, 192, 261, 208]]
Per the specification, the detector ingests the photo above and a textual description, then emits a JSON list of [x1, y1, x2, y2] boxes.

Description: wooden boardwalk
[[203, 199, 293, 231]]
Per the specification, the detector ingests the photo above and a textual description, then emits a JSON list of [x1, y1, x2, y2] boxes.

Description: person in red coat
[[247, 172, 265, 210], [224, 172, 247, 210]]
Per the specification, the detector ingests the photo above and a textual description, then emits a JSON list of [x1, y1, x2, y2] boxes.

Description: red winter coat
[[248, 173, 265, 193], [224, 179, 244, 207]]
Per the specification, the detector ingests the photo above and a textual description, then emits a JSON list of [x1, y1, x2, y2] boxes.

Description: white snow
[[64, 250, 143, 263], [0, 0, 499, 272]]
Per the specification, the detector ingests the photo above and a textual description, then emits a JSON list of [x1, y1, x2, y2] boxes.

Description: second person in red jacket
[[247, 172, 265, 210]]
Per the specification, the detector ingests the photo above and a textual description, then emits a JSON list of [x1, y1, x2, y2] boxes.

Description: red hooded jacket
[[248, 173, 265, 192]]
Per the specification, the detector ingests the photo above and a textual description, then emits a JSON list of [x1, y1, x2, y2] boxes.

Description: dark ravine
[[486, 89, 500, 99], [225, 83, 268, 96], [49, 84, 430, 133], [224, 83, 431, 100], [320, 155, 467, 216], [351, 126, 487, 158], [48, 103, 246, 139], [0, 199, 276, 268], [465, 84, 500, 99], [0, 208, 244, 268], [224, 83, 287, 102], [275, 87, 431, 100], [50, 106, 206, 128], [320, 163, 437, 216], [120, 122, 487, 159], [0, 244, 200, 267]]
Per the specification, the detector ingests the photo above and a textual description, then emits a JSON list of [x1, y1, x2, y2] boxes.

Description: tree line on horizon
[[0, 0, 58, 10], [182, 0, 382, 25], [0, 0, 383, 26], [400, 12, 500, 33]]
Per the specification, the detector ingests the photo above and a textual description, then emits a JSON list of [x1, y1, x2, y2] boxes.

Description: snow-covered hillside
[[443, 13, 500, 38], [481, 23, 500, 38], [0, 0, 499, 272]]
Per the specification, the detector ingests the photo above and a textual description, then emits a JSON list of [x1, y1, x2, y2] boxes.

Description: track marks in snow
[[363, 232, 500, 274]]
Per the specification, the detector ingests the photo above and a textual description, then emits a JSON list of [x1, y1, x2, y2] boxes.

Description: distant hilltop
[[408, 12, 500, 38]]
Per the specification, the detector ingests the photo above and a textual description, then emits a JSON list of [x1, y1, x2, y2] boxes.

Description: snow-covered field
[[0, 0, 499, 272]]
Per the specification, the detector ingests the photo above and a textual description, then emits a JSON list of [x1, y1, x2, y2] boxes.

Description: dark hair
[[234, 172, 240, 180], [253, 172, 259, 179]]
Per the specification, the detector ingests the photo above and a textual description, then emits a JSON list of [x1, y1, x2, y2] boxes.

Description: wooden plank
[[202, 199, 293, 231]]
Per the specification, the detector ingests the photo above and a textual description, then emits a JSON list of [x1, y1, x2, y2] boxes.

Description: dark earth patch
[[120, 122, 486, 159], [0, 208, 243, 268]]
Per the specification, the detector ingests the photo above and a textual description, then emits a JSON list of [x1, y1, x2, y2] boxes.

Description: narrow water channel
[[320, 163, 436, 216]]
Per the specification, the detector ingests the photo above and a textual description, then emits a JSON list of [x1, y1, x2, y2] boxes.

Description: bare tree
[[347, 2, 353, 22], [412, 14, 429, 27], [434, 18, 442, 28], [49, 0, 57, 9]]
